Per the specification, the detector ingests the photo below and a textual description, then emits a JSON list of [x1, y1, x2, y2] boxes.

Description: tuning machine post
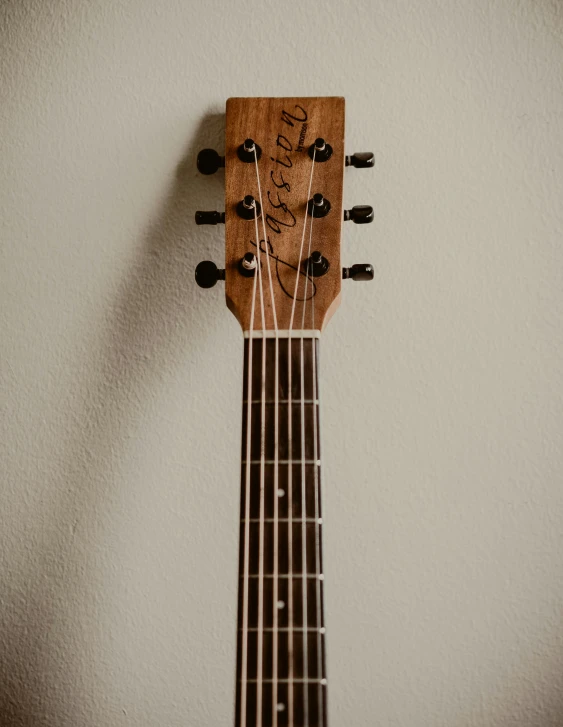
[[237, 139, 262, 163], [236, 195, 261, 221], [305, 251, 330, 277], [307, 193, 331, 218], [308, 137, 333, 162], [238, 252, 258, 278]]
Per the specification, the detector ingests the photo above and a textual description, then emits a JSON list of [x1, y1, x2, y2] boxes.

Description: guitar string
[[299, 324, 310, 726], [241, 251, 259, 727], [253, 150, 281, 727], [311, 234, 324, 727], [286, 335, 294, 725], [289, 146, 316, 726], [299, 186, 315, 727], [253, 187, 268, 727], [242, 141, 322, 724], [301, 203, 324, 726]]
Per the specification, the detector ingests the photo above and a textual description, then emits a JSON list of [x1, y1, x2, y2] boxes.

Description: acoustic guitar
[[195, 96, 374, 727]]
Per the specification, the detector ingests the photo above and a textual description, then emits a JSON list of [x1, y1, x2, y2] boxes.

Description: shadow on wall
[[0, 113, 225, 726]]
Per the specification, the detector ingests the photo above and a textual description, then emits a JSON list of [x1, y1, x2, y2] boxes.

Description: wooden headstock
[[195, 97, 374, 333]]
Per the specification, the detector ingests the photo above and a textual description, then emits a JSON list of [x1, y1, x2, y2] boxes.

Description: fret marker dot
[[320, 627, 326, 634], [319, 574, 324, 581], [316, 459, 321, 466], [276, 703, 285, 712], [318, 518, 323, 524], [277, 489, 285, 497], [276, 600, 285, 609], [321, 678, 328, 685]]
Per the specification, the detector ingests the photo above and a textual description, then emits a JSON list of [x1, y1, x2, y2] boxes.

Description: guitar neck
[[236, 332, 327, 727], [194, 95, 374, 726]]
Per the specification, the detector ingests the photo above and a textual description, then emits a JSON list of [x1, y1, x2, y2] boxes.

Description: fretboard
[[235, 333, 327, 727]]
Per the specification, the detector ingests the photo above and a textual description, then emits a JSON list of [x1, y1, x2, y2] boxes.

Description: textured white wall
[[1, 0, 563, 725]]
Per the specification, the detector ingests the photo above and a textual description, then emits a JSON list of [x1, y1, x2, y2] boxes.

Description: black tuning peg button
[[344, 205, 374, 224], [195, 210, 225, 225], [342, 264, 375, 281], [197, 149, 225, 175], [195, 261, 225, 288], [345, 152, 375, 169]]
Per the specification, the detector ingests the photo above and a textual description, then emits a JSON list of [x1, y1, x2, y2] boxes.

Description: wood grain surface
[[225, 97, 345, 332]]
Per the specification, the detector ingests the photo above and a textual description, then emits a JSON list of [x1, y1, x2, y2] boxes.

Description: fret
[[243, 337, 317, 402], [242, 518, 321, 523], [243, 574, 323, 578], [239, 522, 321, 576], [241, 460, 321, 465], [240, 463, 321, 520], [236, 681, 326, 727], [244, 400, 319, 405], [242, 679, 327, 684], [237, 631, 324, 680], [238, 577, 324, 630], [237, 634, 327, 727], [242, 628, 326, 633], [242, 402, 318, 461]]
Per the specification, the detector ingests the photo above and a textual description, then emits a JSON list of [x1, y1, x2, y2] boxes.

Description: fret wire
[[242, 679, 328, 684], [243, 627, 326, 632], [242, 460, 321, 465], [242, 574, 324, 578], [244, 399, 319, 404], [243, 518, 321, 523]]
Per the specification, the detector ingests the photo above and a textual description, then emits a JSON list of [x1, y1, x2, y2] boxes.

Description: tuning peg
[[345, 152, 375, 169], [236, 195, 261, 220], [195, 261, 225, 288], [343, 205, 374, 224], [308, 137, 333, 163], [195, 210, 225, 225], [305, 250, 330, 277], [342, 264, 374, 281], [238, 252, 258, 277], [307, 193, 331, 218], [237, 139, 262, 163], [197, 149, 225, 175]]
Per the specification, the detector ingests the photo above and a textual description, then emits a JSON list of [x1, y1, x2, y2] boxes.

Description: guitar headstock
[[195, 97, 374, 333]]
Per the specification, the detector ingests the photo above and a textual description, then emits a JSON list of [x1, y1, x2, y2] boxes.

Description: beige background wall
[[1, 1, 563, 725]]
